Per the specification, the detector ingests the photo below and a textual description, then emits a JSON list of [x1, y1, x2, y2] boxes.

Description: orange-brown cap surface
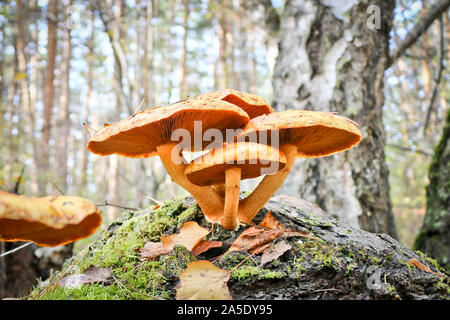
[[185, 142, 287, 186], [194, 89, 274, 119], [237, 110, 362, 158], [87, 99, 250, 158], [0, 191, 102, 247]]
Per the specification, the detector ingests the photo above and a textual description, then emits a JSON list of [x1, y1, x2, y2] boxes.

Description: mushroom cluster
[[87, 89, 362, 231]]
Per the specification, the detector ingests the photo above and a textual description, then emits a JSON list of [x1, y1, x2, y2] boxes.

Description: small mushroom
[[193, 89, 274, 119], [0, 191, 102, 247], [235, 110, 362, 224], [87, 98, 250, 223], [185, 142, 287, 230]]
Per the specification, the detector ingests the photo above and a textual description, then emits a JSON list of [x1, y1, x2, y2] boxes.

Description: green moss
[[294, 240, 343, 271], [230, 266, 285, 281], [29, 200, 199, 300], [345, 262, 357, 277], [38, 284, 130, 300], [415, 250, 447, 274], [433, 277, 450, 298], [369, 256, 381, 265]]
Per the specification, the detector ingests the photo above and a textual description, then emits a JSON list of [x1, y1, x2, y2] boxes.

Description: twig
[[82, 122, 97, 139], [386, 143, 432, 156], [230, 252, 257, 274], [388, 0, 450, 68], [144, 195, 163, 206], [130, 97, 146, 117], [0, 242, 33, 258], [12, 166, 25, 194], [96, 200, 140, 211], [50, 181, 65, 195], [423, 15, 445, 135]]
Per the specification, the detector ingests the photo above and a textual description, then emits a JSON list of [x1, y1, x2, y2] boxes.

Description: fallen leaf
[[140, 221, 211, 261], [228, 222, 316, 255], [175, 261, 232, 300], [191, 240, 223, 256], [0, 191, 102, 247], [260, 240, 292, 266], [258, 211, 285, 230], [58, 266, 112, 289], [408, 258, 443, 277], [139, 241, 171, 260], [229, 227, 284, 254], [161, 221, 210, 251]]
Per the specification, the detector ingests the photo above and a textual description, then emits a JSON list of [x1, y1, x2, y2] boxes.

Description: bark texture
[[272, 0, 397, 238], [414, 110, 450, 272]]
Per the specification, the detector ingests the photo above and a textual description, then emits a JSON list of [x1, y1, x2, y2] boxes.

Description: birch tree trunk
[[272, 0, 397, 238]]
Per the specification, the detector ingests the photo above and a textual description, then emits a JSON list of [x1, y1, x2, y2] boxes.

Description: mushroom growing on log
[[185, 142, 287, 230], [87, 98, 250, 223], [235, 110, 362, 224]]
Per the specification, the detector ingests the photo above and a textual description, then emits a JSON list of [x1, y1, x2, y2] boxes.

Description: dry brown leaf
[[140, 221, 211, 260], [175, 261, 232, 300], [139, 241, 171, 260], [58, 265, 112, 288], [260, 240, 292, 266], [258, 211, 285, 230], [228, 227, 284, 254], [0, 191, 102, 247], [161, 221, 210, 251], [408, 258, 443, 277], [228, 216, 316, 255], [191, 240, 223, 256]]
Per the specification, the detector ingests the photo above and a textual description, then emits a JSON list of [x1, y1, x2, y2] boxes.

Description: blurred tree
[[39, 0, 58, 195], [414, 110, 450, 271]]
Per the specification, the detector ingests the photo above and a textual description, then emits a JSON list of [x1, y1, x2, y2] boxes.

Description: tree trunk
[[414, 110, 450, 271], [80, 11, 95, 194], [57, 0, 72, 193], [179, 0, 189, 98], [15, 0, 39, 195], [39, 0, 58, 195], [272, 0, 397, 238]]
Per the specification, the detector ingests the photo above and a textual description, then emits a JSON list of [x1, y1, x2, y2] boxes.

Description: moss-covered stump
[[29, 195, 449, 300]]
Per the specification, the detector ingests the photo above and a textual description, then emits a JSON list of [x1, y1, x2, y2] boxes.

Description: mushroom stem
[[156, 143, 224, 222], [221, 167, 241, 230], [238, 144, 297, 224]]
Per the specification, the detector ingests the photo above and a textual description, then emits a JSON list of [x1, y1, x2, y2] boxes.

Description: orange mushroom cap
[[193, 89, 274, 119], [237, 110, 362, 158], [87, 99, 250, 158], [185, 142, 287, 186], [0, 191, 102, 247]]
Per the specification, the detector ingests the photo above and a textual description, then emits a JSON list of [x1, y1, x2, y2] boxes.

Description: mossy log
[[29, 195, 449, 300]]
